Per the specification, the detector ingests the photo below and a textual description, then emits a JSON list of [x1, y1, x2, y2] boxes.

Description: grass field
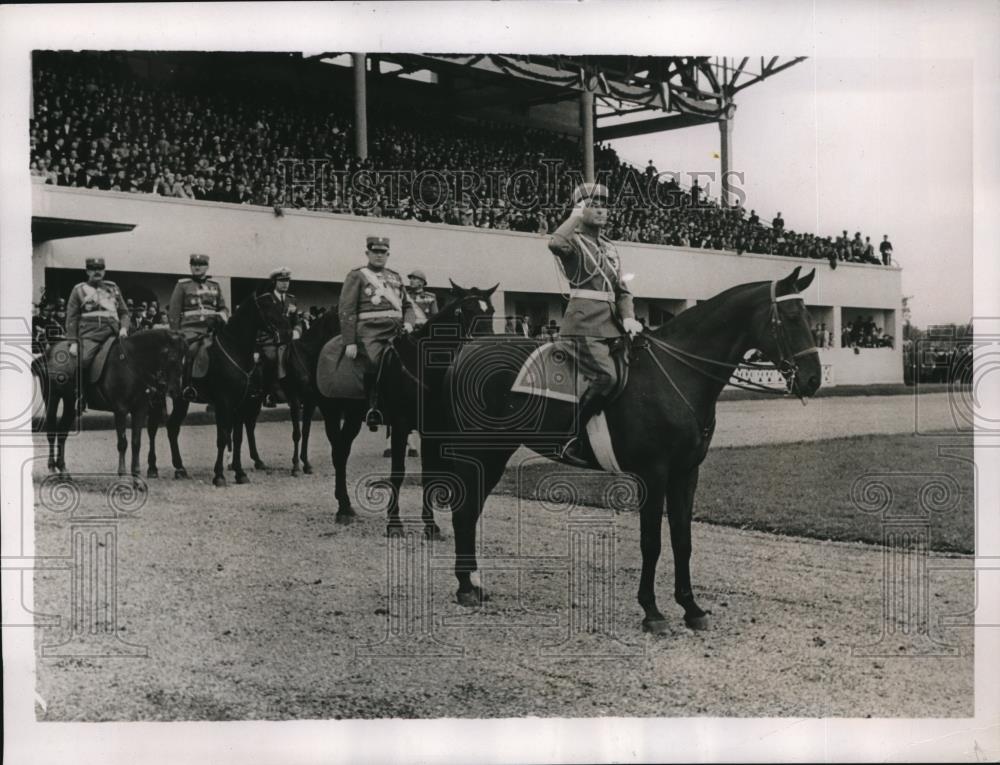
[[495, 431, 974, 554]]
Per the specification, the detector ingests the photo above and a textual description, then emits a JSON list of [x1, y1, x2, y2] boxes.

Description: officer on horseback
[[65, 256, 131, 411], [339, 236, 416, 430], [260, 266, 303, 407], [548, 183, 643, 468], [406, 269, 439, 327], [168, 253, 229, 399]]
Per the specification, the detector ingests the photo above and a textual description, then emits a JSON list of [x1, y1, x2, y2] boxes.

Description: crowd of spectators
[[30, 51, 893, 267], [842, 316, 894, 349]]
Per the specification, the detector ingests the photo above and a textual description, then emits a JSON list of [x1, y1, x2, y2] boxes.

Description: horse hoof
[[213, 475, 227, 488], [456, 586, 488, 607], [642, 617, 671, 635], [685, 613, 710, 631], [235, 473, 250, 485], [47, 462, 57, 473], [291, 468, 300, 477], [147, 467, 159, 479], [175, 469, 189, 480], [254, 461, 267, 470], [424, 524, 444, 541], [302, 464, 313, 475], [335, 508, 355, 525], [385, 523, 406, 538]]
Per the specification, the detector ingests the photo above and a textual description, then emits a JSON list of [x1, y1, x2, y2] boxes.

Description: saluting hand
[[345, 344, 358, 359]]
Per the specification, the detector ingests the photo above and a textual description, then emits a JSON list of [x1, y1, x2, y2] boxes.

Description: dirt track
[[32, 393, 974, 719]]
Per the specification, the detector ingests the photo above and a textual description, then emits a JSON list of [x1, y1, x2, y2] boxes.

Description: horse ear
[[794, 268, 816, 293], [776, 266, 803, 295], [484, 282, 499, 297], [449, 278, 466, 294]]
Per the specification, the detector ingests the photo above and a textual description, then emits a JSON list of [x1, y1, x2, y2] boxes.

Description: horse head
[[749, 266, 822, 398], [447, 279, 498, 338]]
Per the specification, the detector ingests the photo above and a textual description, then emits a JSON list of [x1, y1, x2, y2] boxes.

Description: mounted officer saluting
[[406, 269, 439, 327], [339, 236, 416, 430], [168, 253, 229, 399], [65, 256, 131, 410], [548, 182, 643, 467], [260, 266, 303, 407]]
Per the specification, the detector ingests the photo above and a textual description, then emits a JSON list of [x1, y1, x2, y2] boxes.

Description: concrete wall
[[31, 186, 904, 384]]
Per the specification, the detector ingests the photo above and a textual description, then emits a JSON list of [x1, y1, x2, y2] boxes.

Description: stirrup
[[262, 393, 277, 408], [365, 408, 384, 431], [558, 436, 590, 469], [182, 385, 198, 402]]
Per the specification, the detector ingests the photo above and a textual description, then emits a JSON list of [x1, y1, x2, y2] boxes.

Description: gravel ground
[[32, 393, 974, 720]]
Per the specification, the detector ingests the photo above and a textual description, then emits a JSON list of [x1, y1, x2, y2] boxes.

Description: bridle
[[642, 280, 818, 435], [390, 293, 494, 392]]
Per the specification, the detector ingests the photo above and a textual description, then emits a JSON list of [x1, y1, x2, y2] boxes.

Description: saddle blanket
[[189, 335, 214, 378], [509, 341, 584, 403], [316, 336, 366, 400], [90, 336, 118, 384], [511, 342, 624, 474]]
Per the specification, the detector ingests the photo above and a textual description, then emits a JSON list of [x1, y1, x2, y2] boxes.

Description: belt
[[183, 308, 221, 316], [358, 310, 402, 320], [570, 289, 615, 302], [80, 310, 117, 319]]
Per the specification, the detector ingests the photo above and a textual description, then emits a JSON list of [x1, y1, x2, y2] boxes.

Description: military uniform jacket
[[549, 226, 635, 338], [407, 288, 439, 324], [168, 277, 228, 331], [338, 266, 416, 346], [65, 280, 130, 339], [257, 290, 303, 342]]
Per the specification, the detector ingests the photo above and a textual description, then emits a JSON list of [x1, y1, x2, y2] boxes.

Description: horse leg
[[289, 393, 302, 476], [130, 408, 145, 478], [146, 400, 162, 478], [231, 407, 250, 484], [245, 400, 266, 470], [332, 405, 363, 523], [666, 465, 708, 630], [419, 434, 445, 540], [300, 396, 315, 474], [114, 409, 128, 477], [45, 397, 59, 472], [56, 396, 75, 477], [637, 472, 669, 634], [212, 404, 231, 487], [453, 448, 515, 606], [385, 421, 410, 536], [167, 397, 191, 479]]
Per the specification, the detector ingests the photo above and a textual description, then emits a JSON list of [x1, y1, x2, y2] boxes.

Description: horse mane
[[651, 280, 769, 340]]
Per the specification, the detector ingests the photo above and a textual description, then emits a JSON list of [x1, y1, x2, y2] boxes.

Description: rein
[[640, 281, 817, 432]]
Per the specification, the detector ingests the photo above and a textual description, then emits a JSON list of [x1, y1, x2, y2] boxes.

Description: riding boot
[[364, 372, 383, 431], [559, 386, 607, 469]]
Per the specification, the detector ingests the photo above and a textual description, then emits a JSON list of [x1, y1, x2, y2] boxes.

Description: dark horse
[[310, 282, 497, 531], [148, 286, 290, 487], [441, 267, 822, 632], [35, 329, 187, 479]]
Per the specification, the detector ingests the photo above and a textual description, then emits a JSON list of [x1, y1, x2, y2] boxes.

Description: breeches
[[356, 318, 401, 372], [78, 324, 115, 368], [571, 337, 617, 397]]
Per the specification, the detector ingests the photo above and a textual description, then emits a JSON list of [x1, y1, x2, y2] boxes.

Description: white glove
[[292, 327, 302, 340], [622, 317, 644, 337], [345, 344, 358, 359], [68, 342, 78, 357], [119, 326, 129, 337], [403, 322, 414, 334]]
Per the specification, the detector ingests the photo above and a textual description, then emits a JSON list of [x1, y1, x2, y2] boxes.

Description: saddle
[[511, 337, 631, 473], [90, 336, 118, 384], [187, 334, 214, 378], [316, 336, 366, 399], [510, 338, 630, 404]]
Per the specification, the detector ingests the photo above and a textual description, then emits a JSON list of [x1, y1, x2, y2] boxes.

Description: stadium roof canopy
[[308, 53, 806, 139]]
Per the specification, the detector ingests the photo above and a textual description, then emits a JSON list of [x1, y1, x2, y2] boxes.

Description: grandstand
[[30, 51, 903, 385]]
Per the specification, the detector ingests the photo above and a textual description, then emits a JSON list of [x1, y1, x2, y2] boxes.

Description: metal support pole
[[352, 52, 368, 161], [581, 89, 595, 183], [718, 114, 733, 207]]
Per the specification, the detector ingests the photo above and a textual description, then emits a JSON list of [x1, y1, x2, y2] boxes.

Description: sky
[[607, 56, 973, 328]]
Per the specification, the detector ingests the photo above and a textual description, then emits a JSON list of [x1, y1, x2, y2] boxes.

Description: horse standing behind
[[147, 286, 290, 487], [440, 267, 822, 633], [35, 329, 187, 480]]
